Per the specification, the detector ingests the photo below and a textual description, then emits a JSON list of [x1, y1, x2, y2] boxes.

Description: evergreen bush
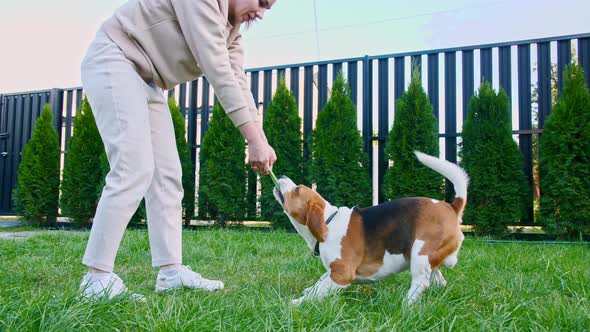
[[198, 103, 246, 225], [310, 73, 371, 207], [13, 104, 60, 225], [539, 64, 590, 239], [460, 82, 529, 235], [383, 67, 442, 200], [260, 78, 304, 227], [60, 98, 105, 225], [169, 98, 195, 227]]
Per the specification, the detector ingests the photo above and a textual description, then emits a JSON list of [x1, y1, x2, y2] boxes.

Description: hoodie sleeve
[[228, 32, 261, 123], [171, 0, 252, 127]]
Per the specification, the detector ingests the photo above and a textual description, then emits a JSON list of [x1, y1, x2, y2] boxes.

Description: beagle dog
[[273, 151, 469, 305]]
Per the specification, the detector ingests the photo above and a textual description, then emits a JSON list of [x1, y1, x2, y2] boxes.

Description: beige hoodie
[[101, 0, 258, 127]]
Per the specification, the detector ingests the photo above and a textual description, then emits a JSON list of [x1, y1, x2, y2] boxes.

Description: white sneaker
[[79, 272, 145, 301], [155, 265, 224, 292]]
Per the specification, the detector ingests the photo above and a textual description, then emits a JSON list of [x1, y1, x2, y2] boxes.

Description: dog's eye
[[295, 186, 300, 194]]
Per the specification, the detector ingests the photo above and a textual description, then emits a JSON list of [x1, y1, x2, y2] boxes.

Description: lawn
[[0, 228, 588, 331]]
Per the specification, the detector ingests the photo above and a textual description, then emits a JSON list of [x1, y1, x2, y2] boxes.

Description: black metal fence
[[1, 32, 589, 223]]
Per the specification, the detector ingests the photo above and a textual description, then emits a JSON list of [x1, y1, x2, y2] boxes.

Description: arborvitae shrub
[[60, 98, 105, 225], [13, 104, 60, 225], [169, 98, 195, 227], [383, 67, 442, 200], [311, 73, 371, 207], [261, 78, 304, 227], [460, 82, 529, 235], [539, 64, 590, 240], [198, 103, 246, 225]]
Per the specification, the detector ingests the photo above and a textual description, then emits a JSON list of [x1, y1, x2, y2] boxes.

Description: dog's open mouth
[[273, 187, 285, 205]]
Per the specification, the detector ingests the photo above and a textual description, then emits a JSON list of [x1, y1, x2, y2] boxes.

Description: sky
[[0, 0, 589, 93]]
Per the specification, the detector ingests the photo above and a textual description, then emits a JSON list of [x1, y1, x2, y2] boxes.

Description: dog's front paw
[[301, 286, 314, 296], [291, 296, 305, 306]]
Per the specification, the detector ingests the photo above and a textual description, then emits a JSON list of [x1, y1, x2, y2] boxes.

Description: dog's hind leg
[[430, 268, 447, 288], [443, 233, 463, 269], [407, 240, 432, 305]]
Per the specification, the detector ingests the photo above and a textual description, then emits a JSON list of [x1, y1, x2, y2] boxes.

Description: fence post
[[0, 93, 4, 142], [187, 80, 198, 176], [557, 40, 572, 96], [303, 65, 313, 166], [362, 55, 373, 183], [377, 58, 389, 204], [0, 94, 8, 214], [247, 72, 260, 220], [444, 52, 457, 201], [579, 37, 590, 88], [318, 64, 328, 112], [263, 69, 272, 115], [518, 44, 534, 224], [0, 93, 4, 136], [49, 88, 64, 146]]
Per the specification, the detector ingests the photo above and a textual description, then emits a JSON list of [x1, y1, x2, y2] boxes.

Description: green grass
[[0, 225, 36, 233], [0, 229, 589, 331]]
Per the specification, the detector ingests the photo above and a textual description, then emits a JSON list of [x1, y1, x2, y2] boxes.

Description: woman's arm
[[171, 0, 251, 127]]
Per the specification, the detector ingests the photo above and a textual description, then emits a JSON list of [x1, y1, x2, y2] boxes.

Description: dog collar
[[313, 209, 339, 257]]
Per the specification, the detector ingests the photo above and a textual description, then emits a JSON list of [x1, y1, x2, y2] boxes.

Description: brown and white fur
[[273, 151, 469, 305]]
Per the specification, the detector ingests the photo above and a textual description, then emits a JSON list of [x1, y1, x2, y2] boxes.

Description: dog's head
[[273, 176, 328, 242]]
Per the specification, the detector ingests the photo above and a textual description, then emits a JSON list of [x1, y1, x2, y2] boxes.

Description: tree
[[311, 73, 371, 207], [539, 64, 590, 240], [13, 104, 60, 225], [460, 83, 529, 235], [261, 78, 304, 227], [60, 98, 105, 225], [169, 98, 195, 227], [198, 103, 246, 225], [383, 66, 442, 200], [531, 52, 579, 219]]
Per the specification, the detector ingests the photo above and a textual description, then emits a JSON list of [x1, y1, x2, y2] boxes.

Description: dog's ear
[[306, 203, 328, 242]]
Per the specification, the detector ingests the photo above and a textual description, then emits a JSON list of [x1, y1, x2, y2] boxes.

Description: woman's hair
[[243, 0, 275, 28]]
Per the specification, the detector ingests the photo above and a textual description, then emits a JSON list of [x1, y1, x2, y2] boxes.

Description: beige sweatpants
[[80, 30, 183, 272]]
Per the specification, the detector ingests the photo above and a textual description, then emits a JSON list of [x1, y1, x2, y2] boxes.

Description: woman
[[79, 0, 277, 299]]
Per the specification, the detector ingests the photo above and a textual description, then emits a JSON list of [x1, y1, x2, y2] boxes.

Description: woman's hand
[[248, 139, 276, 175], [239, 121, 277, 174]]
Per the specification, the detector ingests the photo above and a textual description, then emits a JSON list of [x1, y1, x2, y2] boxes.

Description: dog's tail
[[414, 151, 469, 220]]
